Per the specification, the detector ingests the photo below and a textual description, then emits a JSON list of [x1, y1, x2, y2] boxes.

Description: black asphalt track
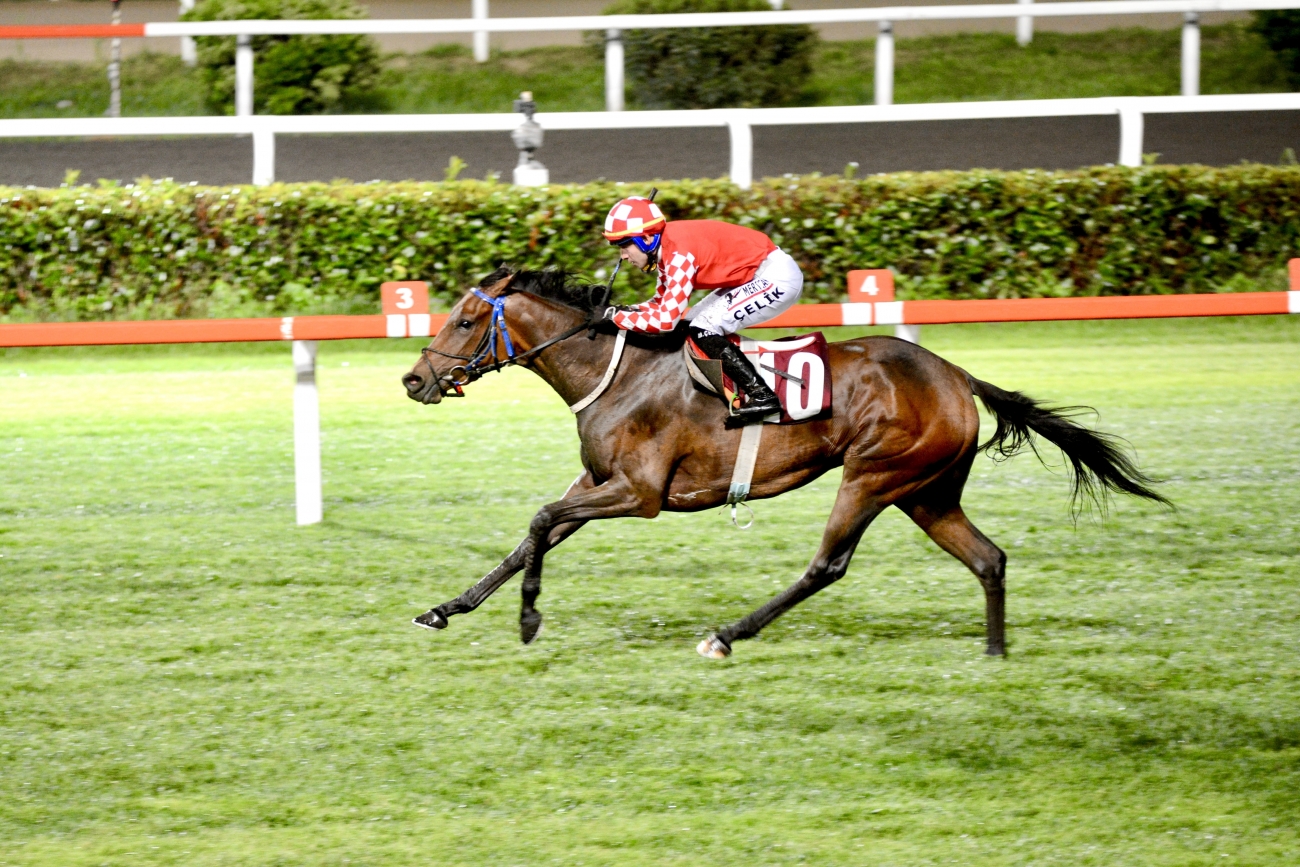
[[2, 110, 1297, 187]]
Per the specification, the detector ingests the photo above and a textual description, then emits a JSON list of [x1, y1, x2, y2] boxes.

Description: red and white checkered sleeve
[[611, 252, 697, 333]]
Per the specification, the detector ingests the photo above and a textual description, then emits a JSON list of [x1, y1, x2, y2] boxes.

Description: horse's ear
[[477, 266, 515, 295]]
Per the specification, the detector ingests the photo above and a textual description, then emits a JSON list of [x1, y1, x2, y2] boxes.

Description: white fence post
[[473, 0, 489, 63], [728, 118, 753, 190], [875, 21, 894, 107], [605, 29, 625, 112], [895, 324, 921, 344], [1118, 103, 1144, 166], [235, 34, 254, 116], [1016, 0, 1033, 46], [1181, 12, 1200, 97], [252, 126, 275, 184], [293, 340, 323, 526], [179, 0, 197, 65]]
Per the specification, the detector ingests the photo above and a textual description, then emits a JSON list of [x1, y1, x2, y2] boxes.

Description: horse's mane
[[479, 267, 608, 315], [478, 266, 688, 351]]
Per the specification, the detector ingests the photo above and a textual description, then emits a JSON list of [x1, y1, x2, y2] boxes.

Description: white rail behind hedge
[[3, 93, 1300, 188], [8, 1, 1300, 112], [145, 0, 1300, 109]]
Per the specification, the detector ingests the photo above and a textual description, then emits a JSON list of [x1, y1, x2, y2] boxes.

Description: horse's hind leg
[[700, 476, 886, 659], [904, 499, 1007, 656], [413, 473, 593, 631]]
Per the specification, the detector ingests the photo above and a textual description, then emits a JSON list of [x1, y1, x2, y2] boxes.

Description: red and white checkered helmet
[[602, 196, 667, 242]]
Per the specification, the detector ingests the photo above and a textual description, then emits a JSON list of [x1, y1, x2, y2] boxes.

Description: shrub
[[1252, 11, 1300, 88], [603, 0, 817, 109], [2, 165, 1297, 322], [183, 0, 383, 115]]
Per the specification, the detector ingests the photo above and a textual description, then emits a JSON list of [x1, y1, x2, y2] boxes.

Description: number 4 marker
[[846, 269, 895, 303]]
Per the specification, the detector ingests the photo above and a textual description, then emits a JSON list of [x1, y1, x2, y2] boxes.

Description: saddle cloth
[[684, 332, 833, 424]]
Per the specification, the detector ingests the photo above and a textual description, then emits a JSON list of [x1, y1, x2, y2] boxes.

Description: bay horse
[[401, 268, 1167, 658]]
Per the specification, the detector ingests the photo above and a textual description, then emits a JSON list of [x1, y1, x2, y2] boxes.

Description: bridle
[[419, 286, 605, 398]]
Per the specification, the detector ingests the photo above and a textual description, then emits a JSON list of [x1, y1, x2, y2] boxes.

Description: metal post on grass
[[235, 34, 254, 116], [178, 0, 197, 65], [1016, 0, 1033, 46], [107, 0, 122, 118], [728, 118, 753, 190], [605, 29, 625, 112], [875, 21, 894, 107], [472, 0, 489, 63], [1118, 103, 1144, 166], [293, 340, 323, 526], [1181, 12, 1200, 97]]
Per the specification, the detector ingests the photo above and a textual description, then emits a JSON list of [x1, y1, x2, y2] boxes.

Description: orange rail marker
[[0, 292, 1293, 348], [0, 24, 146, 39]]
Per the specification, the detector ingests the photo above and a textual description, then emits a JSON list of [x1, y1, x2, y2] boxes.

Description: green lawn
[[0, 23, 1290, 118], [1, 315, 1297, 865]]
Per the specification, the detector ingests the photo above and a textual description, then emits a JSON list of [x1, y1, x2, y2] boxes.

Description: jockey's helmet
[[602, 196, 665, 255]]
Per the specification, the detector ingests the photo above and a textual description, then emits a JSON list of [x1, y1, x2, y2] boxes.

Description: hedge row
[[2, 164, 1297, 322]]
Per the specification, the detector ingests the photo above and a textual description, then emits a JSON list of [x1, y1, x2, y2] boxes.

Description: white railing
[[144, 0, 1300, 108], [4, 92, 1299, 189], [6, 1, 1300, 113], [169, 1, 1294, 108]]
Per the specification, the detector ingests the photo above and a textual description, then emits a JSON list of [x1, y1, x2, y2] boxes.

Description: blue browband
[[469, 287, 517, 367]]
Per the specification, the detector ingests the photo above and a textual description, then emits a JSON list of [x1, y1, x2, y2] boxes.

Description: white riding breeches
[[689, 248, 804, 337]]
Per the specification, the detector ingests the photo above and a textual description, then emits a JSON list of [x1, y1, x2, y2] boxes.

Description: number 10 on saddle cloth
[[686, 331, 833, 424]]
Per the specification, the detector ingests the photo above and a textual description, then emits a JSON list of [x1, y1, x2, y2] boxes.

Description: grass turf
[[0, 315, 1297, 864], [0, 24, 1289, 118]]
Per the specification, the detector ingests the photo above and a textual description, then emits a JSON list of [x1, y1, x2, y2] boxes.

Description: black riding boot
[[691, 329, 782, 425]]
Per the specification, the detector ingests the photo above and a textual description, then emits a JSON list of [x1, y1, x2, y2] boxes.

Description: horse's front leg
[[414, 473, 595, 630], [520, 474, 661, 644]]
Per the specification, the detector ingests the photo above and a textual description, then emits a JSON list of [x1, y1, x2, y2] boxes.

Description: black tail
[[966, 374, 1172, 515]]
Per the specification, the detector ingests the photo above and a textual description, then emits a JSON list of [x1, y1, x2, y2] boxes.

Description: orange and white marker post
[[381, 281, 432, 337], [846, 269, 919, 342]]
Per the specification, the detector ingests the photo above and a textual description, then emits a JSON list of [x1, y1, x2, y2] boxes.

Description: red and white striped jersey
[[611, 220, 777, 334]]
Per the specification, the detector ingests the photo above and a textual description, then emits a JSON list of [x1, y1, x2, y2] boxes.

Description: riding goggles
[[611, 233, 662, 255]]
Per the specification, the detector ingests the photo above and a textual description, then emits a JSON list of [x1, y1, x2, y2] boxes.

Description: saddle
[[684, 332, 833, 424]]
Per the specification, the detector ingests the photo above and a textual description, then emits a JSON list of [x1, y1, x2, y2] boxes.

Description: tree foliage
[[183, 0, 383, 115], [2, 165, 1297, 322], [603, 0, 818, 109], [1252, 11, 1300, 88]]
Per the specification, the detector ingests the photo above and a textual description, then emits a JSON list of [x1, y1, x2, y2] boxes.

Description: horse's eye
[[457, 319, 472, 329]]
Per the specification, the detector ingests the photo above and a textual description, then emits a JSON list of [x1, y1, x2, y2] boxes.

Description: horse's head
[[402, 268, 606, 405], [402, 268, 517, 404]]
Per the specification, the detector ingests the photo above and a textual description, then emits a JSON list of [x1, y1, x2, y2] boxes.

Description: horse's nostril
[[402, 373, 424, 393]]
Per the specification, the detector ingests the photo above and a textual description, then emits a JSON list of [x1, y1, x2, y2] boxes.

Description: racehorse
[[402, 268, 1168, 658]]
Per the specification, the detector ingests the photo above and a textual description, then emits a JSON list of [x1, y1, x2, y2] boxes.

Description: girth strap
[[726, 423, 763, 528]]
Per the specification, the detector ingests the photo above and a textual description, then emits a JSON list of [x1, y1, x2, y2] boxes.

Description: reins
[[420, 286, 607, 398]]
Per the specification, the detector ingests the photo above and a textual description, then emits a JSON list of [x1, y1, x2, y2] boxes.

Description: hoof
[[520, 609, 543, 645], [413, 609, 448, 630], [696, 635, 732, 659]]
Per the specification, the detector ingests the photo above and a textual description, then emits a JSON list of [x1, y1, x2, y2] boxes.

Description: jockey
[[599, 196, 803, 424]]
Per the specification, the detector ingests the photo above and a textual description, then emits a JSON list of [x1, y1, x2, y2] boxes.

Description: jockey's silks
[[611, 220, 778, 334]]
